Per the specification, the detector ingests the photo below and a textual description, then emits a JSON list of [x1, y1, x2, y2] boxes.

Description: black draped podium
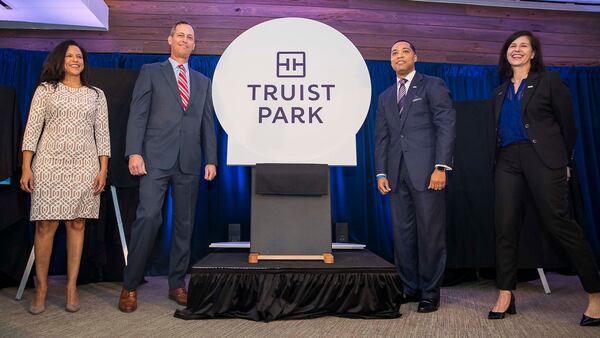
[[175, 250, 402, 322]]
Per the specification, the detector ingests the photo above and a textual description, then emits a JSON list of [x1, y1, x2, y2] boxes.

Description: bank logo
[[277, 51, 305, 78]]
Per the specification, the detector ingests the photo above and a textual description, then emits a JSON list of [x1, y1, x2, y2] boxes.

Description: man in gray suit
[[119, 21, 217, 313], [375, 40, 455, 313]]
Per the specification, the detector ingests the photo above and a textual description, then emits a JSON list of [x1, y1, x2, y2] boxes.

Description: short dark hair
[[170, 21, 194, 36], [39, 39, 95, 92], [392, 40, 417, 53], [498, 30, 545, 80]]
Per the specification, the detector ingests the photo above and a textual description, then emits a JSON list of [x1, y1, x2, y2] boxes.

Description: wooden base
[[248, 253, 334, 264]]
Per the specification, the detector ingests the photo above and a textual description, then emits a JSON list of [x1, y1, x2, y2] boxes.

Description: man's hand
[[377, 177, 392, 195], [128, 154, 147, 176], [428, 169, 446, 191], [204, 164, 217, 181]]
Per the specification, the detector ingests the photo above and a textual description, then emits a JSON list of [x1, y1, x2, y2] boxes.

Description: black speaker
[[335, 223, 349, 243], [228, 224, 241, 242]]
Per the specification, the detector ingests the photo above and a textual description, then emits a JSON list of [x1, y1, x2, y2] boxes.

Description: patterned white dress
[[22, 82, 111, 221]]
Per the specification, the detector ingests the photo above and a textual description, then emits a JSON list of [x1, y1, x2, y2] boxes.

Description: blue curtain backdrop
[[1, 48, 599, 273]]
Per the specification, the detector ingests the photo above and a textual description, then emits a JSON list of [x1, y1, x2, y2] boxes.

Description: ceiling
[[0, 0, 108, 31], [0, 0, 597, 32], [412, 0, 600, 12]]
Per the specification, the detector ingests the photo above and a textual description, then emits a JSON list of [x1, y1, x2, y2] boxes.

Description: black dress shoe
[[488, 292, 516, 319], [401, 293, 420, 304], [417, 300, 439, 313], [580, 314, 600, 326]]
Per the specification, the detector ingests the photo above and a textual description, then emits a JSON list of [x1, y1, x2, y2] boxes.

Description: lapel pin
[[527, 85, 533, 88]]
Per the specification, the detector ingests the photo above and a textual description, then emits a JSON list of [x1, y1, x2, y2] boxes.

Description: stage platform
[[174, 250, 403, 322]]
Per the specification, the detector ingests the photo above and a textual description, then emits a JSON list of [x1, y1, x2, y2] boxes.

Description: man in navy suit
[[375, 40, 455, 313], [119, 21, 218, 312]]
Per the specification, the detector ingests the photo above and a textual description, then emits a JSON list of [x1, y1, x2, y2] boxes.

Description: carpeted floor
[[0, 272, 598, 337]]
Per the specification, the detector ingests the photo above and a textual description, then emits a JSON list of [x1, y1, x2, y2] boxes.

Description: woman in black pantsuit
[[488, 30, 600, 326]]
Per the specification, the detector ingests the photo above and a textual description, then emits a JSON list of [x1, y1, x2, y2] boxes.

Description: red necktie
[[177, 64, 189, 110]]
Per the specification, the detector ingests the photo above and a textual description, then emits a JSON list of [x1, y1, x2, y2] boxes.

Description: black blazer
[[493, 71, 576, 169]]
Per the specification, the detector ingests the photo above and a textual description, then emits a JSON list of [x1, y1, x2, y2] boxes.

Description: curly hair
[[39, 40, 96, 93]]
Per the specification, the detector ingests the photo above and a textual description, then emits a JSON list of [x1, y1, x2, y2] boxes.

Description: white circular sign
[[212, 18, 371, 165]]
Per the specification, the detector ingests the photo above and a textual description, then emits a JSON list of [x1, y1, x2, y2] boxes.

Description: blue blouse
[[499, 81, 529, 147]]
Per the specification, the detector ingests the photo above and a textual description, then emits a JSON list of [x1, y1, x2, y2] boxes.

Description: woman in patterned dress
[[20, 40, 111, 314]]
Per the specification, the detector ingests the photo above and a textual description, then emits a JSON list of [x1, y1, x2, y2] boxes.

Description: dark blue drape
[[1, 48, 599, 274]]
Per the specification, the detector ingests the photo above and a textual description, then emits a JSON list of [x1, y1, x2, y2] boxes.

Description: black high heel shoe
[[580, 314, 600, 326], [488, 292, 516, 319]]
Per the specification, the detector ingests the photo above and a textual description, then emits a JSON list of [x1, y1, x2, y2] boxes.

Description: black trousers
[[495, 141, 600, 293]]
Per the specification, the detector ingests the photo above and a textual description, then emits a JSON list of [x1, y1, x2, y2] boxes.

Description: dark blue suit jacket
[[125, 60, 217, 175], [375, 72, 456, 191]]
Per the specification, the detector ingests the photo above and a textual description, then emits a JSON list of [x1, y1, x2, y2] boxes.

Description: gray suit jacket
[[375, 72, 456, 191], [125, 60, 217, 174]]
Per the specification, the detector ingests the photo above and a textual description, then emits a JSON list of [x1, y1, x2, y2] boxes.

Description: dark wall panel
[[0, 0, 598, 65]]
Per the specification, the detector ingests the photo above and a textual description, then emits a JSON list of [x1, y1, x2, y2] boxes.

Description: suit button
[[532, 139, 538, 144], [524, 123, 529, 129], [400, 135, 404, 138]]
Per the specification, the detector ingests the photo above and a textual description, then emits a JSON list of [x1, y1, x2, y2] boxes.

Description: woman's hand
[[92, 171, 107, 196], [20, 167, 34, 193]]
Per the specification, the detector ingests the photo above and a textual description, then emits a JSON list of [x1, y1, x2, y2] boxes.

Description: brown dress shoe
[[168, 287, 187, 306], [119, 288, 137, 313]]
